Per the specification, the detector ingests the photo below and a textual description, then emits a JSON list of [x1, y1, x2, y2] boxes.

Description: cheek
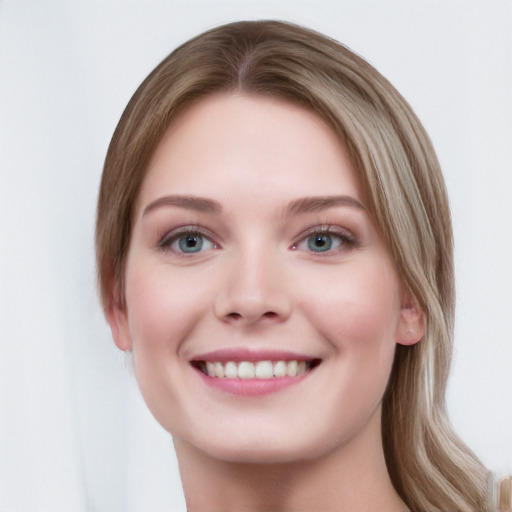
[[122, 260, 217, 429], [273, 262, 402, 449], [299, 261, 401, 359], [124, 260, 213, 360]]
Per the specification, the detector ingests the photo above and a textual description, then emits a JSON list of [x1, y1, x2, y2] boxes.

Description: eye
[[292, 226, 356, 254], [158, 228, 217, 254], [305, 233, 341, 252], [175, 233, 213, 253]]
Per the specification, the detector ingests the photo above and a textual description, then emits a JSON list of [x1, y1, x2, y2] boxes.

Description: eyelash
[[157, 226, 219, 255], [291, 225, 357, 255], [156, 224, 357, 256]]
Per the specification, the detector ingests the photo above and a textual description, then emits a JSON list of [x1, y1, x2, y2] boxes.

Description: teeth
[[255, 360, 273, 379], [287, 360, 298, 377], [202, 360, 314, 379], [273, 360, 287, 377], [224, 361, 238, 379], [214, 362, 225, 378], [238, 361, 255, 379]]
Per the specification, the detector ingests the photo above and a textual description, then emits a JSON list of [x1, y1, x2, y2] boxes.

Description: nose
[[213, 247, 292, 326]]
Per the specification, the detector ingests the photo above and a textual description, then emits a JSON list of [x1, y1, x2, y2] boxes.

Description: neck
[[173, 410, 408, 512]]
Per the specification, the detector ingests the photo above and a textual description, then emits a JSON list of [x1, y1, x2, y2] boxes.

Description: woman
[[96, 20, 492, 511]]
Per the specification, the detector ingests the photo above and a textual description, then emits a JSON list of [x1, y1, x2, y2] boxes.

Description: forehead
[[137, 93, 361, 212]]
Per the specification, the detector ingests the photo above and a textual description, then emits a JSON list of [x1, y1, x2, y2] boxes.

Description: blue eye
[[177, 234, 206, 253], [293, 226, 355, 254], [159, 229, 216, 254], [307, 233, 336, 252]]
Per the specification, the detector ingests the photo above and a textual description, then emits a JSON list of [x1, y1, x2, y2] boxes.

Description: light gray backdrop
[[1, 1, 511, 511]]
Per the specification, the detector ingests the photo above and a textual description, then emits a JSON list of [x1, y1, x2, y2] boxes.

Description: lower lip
[[193, 367, 313, 396]]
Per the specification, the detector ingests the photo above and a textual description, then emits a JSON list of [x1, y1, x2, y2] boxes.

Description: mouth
[[189, 349, 322, 396], [191, 358, 322, 379]]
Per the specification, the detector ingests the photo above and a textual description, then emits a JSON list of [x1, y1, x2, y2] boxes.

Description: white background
[[1, 1, 511, 511]]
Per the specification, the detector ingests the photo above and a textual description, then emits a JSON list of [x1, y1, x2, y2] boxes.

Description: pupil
[[308, 234, 332, 252], [315, 236, 327, 247], [186, 236, 198, 247]]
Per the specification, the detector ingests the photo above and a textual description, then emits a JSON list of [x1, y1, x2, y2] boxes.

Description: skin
[[108, 93, 424, 511]]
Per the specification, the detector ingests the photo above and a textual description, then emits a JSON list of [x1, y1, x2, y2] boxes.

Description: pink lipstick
[[189, 348, 321, 396]]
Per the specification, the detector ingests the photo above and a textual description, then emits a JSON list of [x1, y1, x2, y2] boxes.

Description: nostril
[[224, 310, 278, 322]]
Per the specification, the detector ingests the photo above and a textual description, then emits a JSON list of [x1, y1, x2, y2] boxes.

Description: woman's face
[[109, 93, 422, 463]]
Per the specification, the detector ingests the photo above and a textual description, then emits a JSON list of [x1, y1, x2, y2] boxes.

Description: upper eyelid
[[157, 225, 220, 248], [291, 224, 358, 250], [155, 223, 356, 248], [293, 224, 355, 239]]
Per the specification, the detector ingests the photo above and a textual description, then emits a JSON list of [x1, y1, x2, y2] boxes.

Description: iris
[[178, 234, 203, 253], [307, 234, 333, 252]]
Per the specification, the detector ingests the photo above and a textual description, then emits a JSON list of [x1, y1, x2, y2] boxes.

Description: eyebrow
[[284, 195, 365, 216], [143, 195, 222, 216], [142, 193, 365, 218]]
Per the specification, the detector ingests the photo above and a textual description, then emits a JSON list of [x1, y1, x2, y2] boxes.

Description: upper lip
[[190, 347, 319, 363]]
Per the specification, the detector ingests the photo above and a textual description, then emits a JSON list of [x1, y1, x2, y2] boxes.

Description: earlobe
[[106, 304, 132, 352], [104, 273, 132, 351], [396, 291, 425, 346]]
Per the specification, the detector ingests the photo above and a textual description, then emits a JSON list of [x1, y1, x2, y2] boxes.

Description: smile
[[193, 359, 321, 379]]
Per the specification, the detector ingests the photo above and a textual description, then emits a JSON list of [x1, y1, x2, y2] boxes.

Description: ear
[[106, 302, 132, 352], [395, 288, 425, 346]]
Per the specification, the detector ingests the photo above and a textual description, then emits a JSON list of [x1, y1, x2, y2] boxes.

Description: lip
[[189, 348, 321, 396], [194, 370, 314, 396], [190, 347, 317, 363]]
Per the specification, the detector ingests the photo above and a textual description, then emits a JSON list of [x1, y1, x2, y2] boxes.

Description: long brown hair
[[96, 20, 492, 511]]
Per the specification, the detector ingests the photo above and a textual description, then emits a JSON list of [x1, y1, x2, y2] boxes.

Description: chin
[[212, 445, 308, 465], [178, 425, 341, 466]]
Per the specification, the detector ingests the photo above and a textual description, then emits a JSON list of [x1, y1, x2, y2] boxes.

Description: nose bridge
[[214, 237, 290, 324]]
